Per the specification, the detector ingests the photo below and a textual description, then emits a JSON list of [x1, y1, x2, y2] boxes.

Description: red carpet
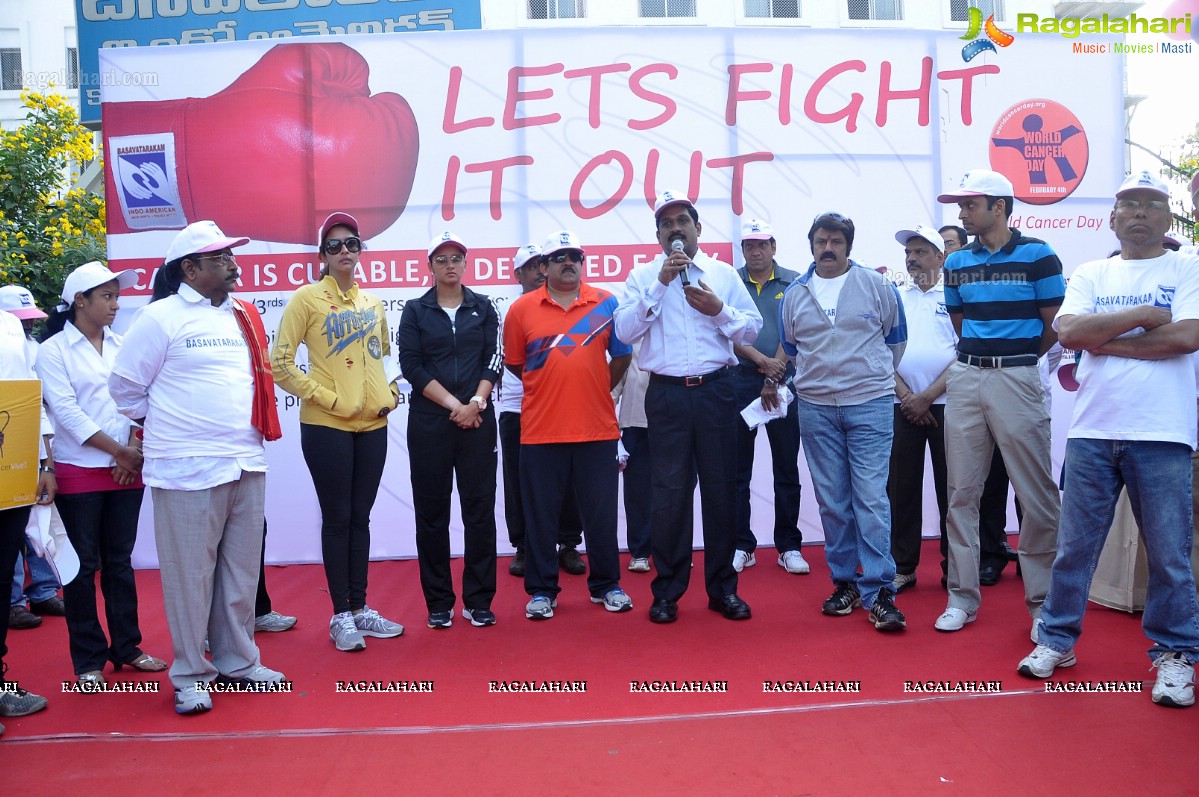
[[3, 541, 1196, 794]]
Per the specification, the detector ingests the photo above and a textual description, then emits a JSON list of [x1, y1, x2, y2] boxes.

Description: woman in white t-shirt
[[36, 262, 165, 687]]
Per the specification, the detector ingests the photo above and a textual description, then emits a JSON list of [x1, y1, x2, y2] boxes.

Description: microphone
[[671, 239, 690, 286]]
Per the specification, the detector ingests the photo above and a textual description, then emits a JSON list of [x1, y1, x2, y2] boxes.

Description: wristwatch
[[470, 395, 488, 411]]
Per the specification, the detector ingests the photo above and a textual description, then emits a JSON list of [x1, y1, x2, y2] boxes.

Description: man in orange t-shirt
[[503, 231, 633, 621]]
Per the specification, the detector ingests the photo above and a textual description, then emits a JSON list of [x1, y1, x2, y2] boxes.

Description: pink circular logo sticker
[[989, 99, 1088, 206]]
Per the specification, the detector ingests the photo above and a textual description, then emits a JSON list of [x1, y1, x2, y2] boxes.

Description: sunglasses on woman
[[323, 237, 362, 255]]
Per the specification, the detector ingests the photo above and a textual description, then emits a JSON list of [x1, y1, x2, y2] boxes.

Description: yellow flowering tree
[[0, 90, 105, 312]]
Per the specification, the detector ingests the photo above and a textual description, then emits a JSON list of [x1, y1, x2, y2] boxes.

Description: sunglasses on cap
[[813, 212, 853, 226], [322, 237, 362, 255]]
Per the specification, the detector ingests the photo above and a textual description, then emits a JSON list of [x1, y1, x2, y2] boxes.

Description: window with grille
[[0, 48, 22, 91], [745, 0, 800, 18], [949, 0, 1005, 22], [528, 0, 586, 19], [67, 47, 79, 89], [640, 0, 698, 18], [847, 0, 903, 20]]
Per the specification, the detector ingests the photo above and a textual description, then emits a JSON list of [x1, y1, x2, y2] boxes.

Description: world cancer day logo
[[988, 99, 1089, 206], [960, 7, 1015, 61]]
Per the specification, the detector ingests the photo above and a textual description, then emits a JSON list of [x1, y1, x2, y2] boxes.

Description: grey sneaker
[[591, 587, 633, 613], [0, 684, 48, 717], [892, 572, 917, 593], [1152, 652, 1195, 708], [525, 595, 557, 620], [1017, 644, 1077, 678], [174, 684, 212, 715], [354, 606, 404, 638], [330, 611, 366, 652], [628, 557, 651, 573], [254, 611, 297, 633]]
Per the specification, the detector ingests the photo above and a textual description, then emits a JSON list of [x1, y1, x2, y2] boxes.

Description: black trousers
[[499, 411, 583, 550], [521, 440, 621, 599], [979, 446, 1016, 572], [408, 409, 498, 612], [301, 423, 389, 615], [646, 377, 738, 602], [256, 518, 272, 618], [888, 404, 948, 576], [57, 488, 146, 674], [733, 369, 803, 554], [0, 505, 33, 666]]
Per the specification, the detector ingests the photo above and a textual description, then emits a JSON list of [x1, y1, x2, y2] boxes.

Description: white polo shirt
[[896, 280, 956, 404]]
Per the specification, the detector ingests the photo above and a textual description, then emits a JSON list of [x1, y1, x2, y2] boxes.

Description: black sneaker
[[822, 582, 861, 616], [463, 607, 496, 627], [559, 546, 587, 575], [869, 588, 907, 632], [508, 549, 525, 577], [427, 610, 453, 629]]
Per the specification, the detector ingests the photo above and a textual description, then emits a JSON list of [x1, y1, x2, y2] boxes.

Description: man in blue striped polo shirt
[[933, 170, 1065, 636]]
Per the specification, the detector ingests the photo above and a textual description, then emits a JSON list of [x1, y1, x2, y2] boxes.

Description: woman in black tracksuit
[[397, 232, 502, 629]]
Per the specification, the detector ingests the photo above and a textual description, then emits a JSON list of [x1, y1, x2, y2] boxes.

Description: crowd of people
[[1, 168, 1197, 728]]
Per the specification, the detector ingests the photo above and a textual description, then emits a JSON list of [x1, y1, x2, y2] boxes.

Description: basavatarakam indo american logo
[[960, 7, 1014, 61]]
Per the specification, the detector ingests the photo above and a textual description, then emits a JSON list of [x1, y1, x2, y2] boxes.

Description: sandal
[[78, 671, 105, 688], [116, 653, 168, 673]]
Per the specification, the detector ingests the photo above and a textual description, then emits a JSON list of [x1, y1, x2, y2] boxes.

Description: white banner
[[98, 27, 1125, 567]]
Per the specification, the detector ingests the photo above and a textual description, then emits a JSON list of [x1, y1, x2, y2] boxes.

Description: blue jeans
[[733, 369, 802, 554], [1040, 438, 1199, 664], [11, 540, 61, 606], [798, 395, 896, 609]]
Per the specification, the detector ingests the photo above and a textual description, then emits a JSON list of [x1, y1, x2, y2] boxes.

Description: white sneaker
[[628, 557, 651, 573], [778, 550, 810, 575], [1031, 618, 1043, 644], [1017, 644, 1077, 678], [934, 607, 977, 632], [732, 550, 756, 572], [1151, 652, 1195, 708]]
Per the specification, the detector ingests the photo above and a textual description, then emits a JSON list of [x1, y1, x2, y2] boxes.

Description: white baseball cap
[[317, 212, 360, 247], [894, 224, 945, 253], [540, 230, 584, 258], [428, 231, 467, 256], [0, 285, 47, 320], [740, 219, 774, 241], [60, 261, 138, 309], [938, 169, 1016, 203], [653, 189, 694, 218], [1115, 170, 1170, 200], [513, 244, 542, 270], [165, 220, 250, 264]]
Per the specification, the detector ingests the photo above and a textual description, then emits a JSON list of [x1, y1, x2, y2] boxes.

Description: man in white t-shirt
[[888, 225, 955, 594], [110, 221, 286, 715], [1017, 171, 1199, 709]]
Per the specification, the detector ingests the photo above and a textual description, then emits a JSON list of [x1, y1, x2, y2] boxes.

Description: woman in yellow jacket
[[271, 212, 403, 653]]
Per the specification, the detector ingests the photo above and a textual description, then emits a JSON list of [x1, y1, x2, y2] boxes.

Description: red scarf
[[231, 299, 282, 442]]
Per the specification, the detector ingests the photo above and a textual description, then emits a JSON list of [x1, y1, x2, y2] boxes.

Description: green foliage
[[0, 90, 105, 313]]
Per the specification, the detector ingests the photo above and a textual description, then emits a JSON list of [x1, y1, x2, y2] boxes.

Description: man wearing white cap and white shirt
[[0, 286, 64, 630], [888, 225, 954, 594], [498, 244, 587, 579], [504, 231, 633, 620], [109, 220, 286, 714], [731, 219, 807, 577], [935, 169, 1065, 634], [1017, 170, 1199, 708], [613, 190, 762, 623]]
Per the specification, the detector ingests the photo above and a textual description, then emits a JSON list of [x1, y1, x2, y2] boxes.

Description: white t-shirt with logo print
[[809, 271, 849, 322], [1055, 250, 1199, 448]]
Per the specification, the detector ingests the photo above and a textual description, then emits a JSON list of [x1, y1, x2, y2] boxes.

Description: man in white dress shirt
[[613, 190, 762, 623], [110, 221, 285, 715]]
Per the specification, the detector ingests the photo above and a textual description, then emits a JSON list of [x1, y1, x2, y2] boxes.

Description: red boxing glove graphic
[[103, 42, 419, 245]]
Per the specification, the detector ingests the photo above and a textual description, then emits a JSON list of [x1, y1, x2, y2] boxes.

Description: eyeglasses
[[1115, 198, 1169, 212], [813, 212, 853, 226], [433, 254, 466, 266], [193, 252, 236, 266], [547, 251, 583, 264], [322, 237, 362, 255]]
